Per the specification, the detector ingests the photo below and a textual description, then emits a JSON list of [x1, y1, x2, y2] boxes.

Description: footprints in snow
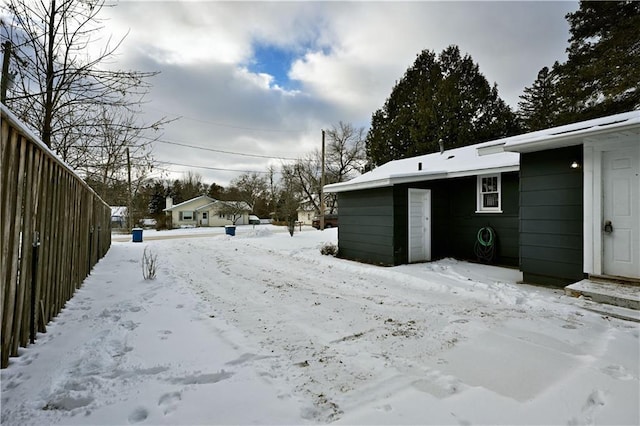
[[127, 373, 233, 423]]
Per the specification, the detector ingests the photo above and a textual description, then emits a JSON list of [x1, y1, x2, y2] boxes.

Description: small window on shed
[[476, 174, 502, 213]]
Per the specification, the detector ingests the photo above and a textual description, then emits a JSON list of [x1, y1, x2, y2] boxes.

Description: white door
[[201, 211, 209, 226], [408, 188, 431, 263], [602, 146, 640, 278]]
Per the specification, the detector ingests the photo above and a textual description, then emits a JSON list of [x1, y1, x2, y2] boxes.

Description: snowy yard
[[1, 226, 638, 425]]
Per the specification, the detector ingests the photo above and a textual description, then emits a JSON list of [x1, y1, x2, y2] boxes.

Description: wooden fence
[[1, 105, 111, 368]]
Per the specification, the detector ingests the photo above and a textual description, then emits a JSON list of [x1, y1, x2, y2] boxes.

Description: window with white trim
[[476, 174, 502, 213], [179, 211, 194, 221]]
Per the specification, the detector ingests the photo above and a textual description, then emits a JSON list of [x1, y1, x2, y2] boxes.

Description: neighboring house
[[504, 110, 640, 286], [163, 195, 251, 227], [111, 206, 127, 228], [324, 140, 520, 267], [297, 201, 317, 225]]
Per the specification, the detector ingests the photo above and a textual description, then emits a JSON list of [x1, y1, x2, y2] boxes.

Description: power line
[[155, 160, 277, 175], [152, 138, 298, 160], [146, 105, 305, 133]]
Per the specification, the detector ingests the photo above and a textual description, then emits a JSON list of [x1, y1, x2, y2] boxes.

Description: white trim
[[325, 166, 518, 193], [583, 137, 639, 277], [408, 188, 431, 263], [476, 173, 502, 213]]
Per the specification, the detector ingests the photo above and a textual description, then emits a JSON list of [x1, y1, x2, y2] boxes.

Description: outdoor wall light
[[570, 161, 580, 169]]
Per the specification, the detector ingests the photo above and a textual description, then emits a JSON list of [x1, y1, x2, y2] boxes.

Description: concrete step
[[565, 279, 640, 311]]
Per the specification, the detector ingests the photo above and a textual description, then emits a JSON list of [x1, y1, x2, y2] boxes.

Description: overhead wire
[[146, 105, 306, 133]]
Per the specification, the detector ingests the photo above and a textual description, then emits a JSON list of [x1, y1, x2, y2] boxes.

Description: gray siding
[[337, 187, 396, 265], [520, 146, 584, 286]]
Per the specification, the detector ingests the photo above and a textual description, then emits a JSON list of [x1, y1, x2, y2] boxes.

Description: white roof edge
[[504, 110, 640, 153], [324, 165, 518, 193], [163, 195, 215, 211]]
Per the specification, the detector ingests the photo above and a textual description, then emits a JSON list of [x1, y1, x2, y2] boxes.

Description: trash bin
[[132, 228, 143, 242], [224, 225, 236, 236]]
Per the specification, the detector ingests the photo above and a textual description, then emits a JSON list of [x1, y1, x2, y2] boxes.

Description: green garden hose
[[474, 226, 496, 262]]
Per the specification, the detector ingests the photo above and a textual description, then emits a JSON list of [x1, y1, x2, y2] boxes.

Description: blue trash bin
[[132, 228, 143, 242], [225, 225, 236, 236]]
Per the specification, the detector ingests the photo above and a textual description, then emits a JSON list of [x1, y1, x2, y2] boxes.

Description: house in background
[[504, 110, 640, 286], [164, 195, 251, 228], [110, 206, 127, 228], [297, 201, 318, 225], [324, 140, 520, 267]]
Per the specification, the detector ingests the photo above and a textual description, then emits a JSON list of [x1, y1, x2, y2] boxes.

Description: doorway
[[602, 146, 639, 278], [408, 188, 431, 263]]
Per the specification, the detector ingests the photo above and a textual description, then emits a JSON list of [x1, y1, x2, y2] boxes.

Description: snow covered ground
[[2, 226, 638, 425]]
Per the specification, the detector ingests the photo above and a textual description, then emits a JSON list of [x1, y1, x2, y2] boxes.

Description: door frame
[[584, 138, 639, 278], [407, 188, 431, 263]]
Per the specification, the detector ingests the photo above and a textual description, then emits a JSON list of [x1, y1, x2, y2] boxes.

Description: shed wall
[[394, 172, 519, 266], [337, 187, 396, 265], [519, 146, 584, 286], [336, 171, 519, 267]]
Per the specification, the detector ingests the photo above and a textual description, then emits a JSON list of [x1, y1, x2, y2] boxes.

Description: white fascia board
[[447, 164, 519, 179], [505, 115, 640, 153], [324, 178, 395, 193], [324, 165, 519, 194]]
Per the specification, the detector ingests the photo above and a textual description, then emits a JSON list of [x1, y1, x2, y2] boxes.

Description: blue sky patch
[[248, 43, 301, 90]]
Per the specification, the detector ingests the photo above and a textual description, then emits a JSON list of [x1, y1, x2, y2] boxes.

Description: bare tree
[[218, 201, 250, 225], [1, 0, 169, 154], [325, 121, 367, 183], [289, 122, 366, 215], [276, 166, 303, 236], [82, 106, 157, 207], [226, 172, 268, 212]]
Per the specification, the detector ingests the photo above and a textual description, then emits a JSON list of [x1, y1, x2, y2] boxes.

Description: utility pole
[[126, 147, 132, 231], [320, 129, 326, 230], [1, 41, 12, 103]]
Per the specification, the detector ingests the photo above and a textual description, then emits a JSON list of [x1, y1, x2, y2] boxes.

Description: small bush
[[320, 242, 338, 257], [142, 247, 158, 280]]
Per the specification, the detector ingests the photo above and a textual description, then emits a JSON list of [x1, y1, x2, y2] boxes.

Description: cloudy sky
[[100, 1, 578, 186]]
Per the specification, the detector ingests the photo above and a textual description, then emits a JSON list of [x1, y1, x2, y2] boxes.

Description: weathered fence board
[[1, 105, 111, 367]]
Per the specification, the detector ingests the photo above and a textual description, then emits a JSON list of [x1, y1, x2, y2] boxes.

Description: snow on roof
[[163, 195, 216, 211], [326, 110, 640, 194], [324, 140, 519, 193], [194, 200, 251, 211], [110, 206, 127, 217], [503, 110, 640, 153]]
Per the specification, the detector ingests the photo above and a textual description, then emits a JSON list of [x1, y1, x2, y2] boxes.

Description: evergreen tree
[[366, 45, 519, 167], [518, 65, 561, 131], [147, 181, 167, 217], [208, 183, 225, 200], [552, 1, 639, 124]]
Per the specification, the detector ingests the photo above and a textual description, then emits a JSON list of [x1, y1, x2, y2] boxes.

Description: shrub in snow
[[142, 247, 158, 280], [320, 242, 338, 257]]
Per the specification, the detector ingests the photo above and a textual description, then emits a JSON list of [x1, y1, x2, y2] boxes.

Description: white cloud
[[98, 1, 578, 186]]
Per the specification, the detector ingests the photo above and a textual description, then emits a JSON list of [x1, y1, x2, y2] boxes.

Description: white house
[[164, 196, 251, 227]]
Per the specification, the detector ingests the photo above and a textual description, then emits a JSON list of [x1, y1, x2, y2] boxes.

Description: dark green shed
[[326, 140, 520, 267]]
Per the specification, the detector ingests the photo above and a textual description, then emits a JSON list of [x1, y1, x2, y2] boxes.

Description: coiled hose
[[474, 226, 496, 263]]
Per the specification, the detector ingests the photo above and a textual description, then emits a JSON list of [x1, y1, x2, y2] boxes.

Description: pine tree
[[365, 45, 519, 167], [555, 1, 640, 123], [518, 65, 561, 131]]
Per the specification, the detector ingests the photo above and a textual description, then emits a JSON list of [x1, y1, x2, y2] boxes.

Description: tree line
[[2, 0, 637, 228], [366, 1, 639, 166]]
